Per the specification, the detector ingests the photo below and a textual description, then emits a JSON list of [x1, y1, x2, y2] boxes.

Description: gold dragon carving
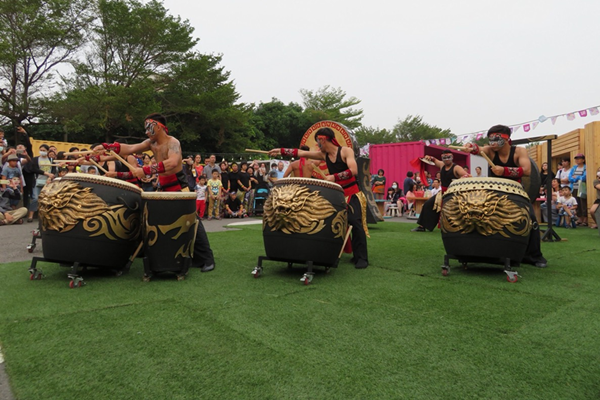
[[38, 180, 140, 240], [264, 184, 344, 236], [441, 189, 531, 237]]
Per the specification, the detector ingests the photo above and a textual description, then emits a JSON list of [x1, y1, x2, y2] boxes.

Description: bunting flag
[[422, 103, 600, 145]]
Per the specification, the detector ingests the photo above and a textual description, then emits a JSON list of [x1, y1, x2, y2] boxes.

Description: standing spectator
[[193, 154, 203, 181], [237, 162, 251, 210], [275, 161, 285, 178], [588, 167, 600, 229], [207, 169, 223, 220], [219, 160, 230, 217], [371, 169, 386, 200], [568, 153, 587, 226], [431, 179, 442, 196], [541, 178, 561, 225], [403, 171, 415, 198], [268, 162, 278, 186], [540, 161, 554, 187], [195, 175, 207, 219], [1, 154, 23, 192], [140, 154, 157, 192], [424, 171, 433, 189], [474, 166, 483, 177], [24, 144, 56, 222], [256, 162, 268, 184], [246, 166, 259, 216], [555, 157, 571, 188], [203, 154, 220, 178]]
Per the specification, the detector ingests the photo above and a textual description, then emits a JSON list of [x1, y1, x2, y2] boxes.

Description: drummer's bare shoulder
[[514, 146, 531, 176]]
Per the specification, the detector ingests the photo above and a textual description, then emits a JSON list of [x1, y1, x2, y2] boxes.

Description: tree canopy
[[392, 115, 454, 142]]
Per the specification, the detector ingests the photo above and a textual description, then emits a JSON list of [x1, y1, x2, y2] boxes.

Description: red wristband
[[333, 169, 352, 182], [85, 154, 101, 162], [143, 162, 166, 175], [503, 166, 524, 178], [280, 148, 298, 157], [116, 172, 132, 179], [102, 142, 121, 154]]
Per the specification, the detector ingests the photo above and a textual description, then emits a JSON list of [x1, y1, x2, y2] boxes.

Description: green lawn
[[1, 223, 599, 399]]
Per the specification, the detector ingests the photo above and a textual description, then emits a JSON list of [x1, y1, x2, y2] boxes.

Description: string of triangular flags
[[423, 104, 600, 146]]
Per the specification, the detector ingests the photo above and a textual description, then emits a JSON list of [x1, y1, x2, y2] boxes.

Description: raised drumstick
[[109, 151, 138, 172], [63, 150, 97, 156], [245, 149, 270, 154], [448, 145, 496, 168], [89, 159, 109, 174]]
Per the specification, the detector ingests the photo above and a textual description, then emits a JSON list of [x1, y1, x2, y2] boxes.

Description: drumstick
[[338, 226, 353, 259], [448, 145, 497, 168], [109, 151, 138, 172], [89, 159, 109, 174], [479, 151, 496, 168], [245, 149, 270, 154], [63, 150, 96, 156]]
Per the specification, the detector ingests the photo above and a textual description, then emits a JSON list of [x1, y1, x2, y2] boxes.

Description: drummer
[[93, 113, 216, 273], [269, 127, 369, 269], [464, 124, 547, 268], [411, 150, 469, 232]]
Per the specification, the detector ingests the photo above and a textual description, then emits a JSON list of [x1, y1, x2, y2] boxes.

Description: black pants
[[348, 194, 368, 263], [416, 196, 438, 231], [521, 203, 547, 265], [192, 216, 215, 268]]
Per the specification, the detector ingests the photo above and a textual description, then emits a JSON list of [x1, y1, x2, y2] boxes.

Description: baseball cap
[[574, 153, 585, 159]]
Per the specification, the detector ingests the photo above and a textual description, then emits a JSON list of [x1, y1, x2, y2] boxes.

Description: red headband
[[146, 119, 169, 134], [316, 134, 340, 147]]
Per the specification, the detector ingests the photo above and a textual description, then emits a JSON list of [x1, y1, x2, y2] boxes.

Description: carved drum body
[[441, 177, 532, 263], [262, 178, 348, 267], [38, 174, 142, 269], [141, 191, 197, 276]]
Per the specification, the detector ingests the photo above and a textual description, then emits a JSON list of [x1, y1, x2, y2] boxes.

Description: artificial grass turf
[[1, 223, 600, 399]]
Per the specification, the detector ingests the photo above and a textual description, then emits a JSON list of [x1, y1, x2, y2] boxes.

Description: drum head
[[299, 121, 358, 177]]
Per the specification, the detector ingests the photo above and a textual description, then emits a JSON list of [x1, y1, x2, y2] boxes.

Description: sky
[[161, 0, 600, 141]]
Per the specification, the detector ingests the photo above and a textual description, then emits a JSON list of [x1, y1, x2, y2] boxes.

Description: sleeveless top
[[440, 164, 456, 192], [490, 146, 519, 182], [325, 147, 358, 196]]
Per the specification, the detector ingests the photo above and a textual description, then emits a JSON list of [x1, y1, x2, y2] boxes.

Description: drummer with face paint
[[93, 113, 216, 272], [464, 124, 548, 268], [269, 127, 369, 269], [411, 150, 469, 232]]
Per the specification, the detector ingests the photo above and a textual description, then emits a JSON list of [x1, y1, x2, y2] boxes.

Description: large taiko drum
[[38, 173, 142, 269], [440, 177, 532, 263], [262, 177, 348, 267], [141, 191, 197, 279]]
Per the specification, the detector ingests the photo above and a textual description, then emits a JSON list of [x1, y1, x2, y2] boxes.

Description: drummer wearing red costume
[[93, 113, 215, 272], [269, 127, 369, 269]]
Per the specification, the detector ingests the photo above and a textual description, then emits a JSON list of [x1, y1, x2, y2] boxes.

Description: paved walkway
[[0, 213, 411, 399]]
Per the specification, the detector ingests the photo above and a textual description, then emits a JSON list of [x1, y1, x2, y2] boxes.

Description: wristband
[[470, 143, 480, 155], [280, 148, 298, 157], [85, 154, 101, 162], [116, 172, 133, 179], [102, 142, 121, 154], [333, 169, 352, 182], [143, 162, 166, 175], [503, 166, 524, 178]]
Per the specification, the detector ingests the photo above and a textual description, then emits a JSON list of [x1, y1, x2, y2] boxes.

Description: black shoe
[[355, 259, 368, 269], [534, 262, 547, 268], [201, 264, 215, 272], [411, 226, 426, 232]]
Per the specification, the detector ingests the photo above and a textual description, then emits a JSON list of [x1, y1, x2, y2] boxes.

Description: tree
[[47, 0, 200, 143], [300, 85, 363, 129], [353, 126, 395, 147], [251, 99, 311, 149], [392, 115, 454, 142], [157, 53, 252, 153], [0, 0, 94, 139]]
